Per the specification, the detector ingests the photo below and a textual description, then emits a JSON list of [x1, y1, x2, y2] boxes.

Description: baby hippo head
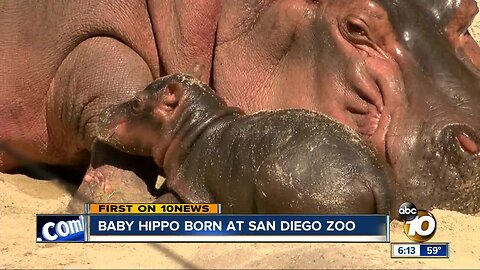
[[97, 73, 225, 157]]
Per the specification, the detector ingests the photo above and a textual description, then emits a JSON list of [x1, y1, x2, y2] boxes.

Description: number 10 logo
[[399, 202, 437, 242]]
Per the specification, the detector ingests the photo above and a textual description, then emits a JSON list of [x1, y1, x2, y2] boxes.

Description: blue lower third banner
[[87, 215, 389, 243]]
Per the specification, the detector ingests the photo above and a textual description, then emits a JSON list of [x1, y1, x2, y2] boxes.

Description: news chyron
[[390, 202, 449, 259], [36, 203, 390, 243]]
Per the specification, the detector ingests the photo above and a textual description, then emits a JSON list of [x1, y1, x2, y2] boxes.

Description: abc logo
[[398, 202, 436, 242]]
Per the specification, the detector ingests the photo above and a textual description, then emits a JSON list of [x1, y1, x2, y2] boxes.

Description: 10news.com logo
[[398, 202, 436, 242]]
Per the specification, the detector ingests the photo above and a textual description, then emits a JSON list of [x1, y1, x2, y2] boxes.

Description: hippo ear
[[158, 82, 185, 110], [153, 81, 186, 120]]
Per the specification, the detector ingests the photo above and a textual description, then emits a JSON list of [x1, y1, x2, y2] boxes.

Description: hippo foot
[[67, 166, 157, 213], [66, 139, 161, 213]]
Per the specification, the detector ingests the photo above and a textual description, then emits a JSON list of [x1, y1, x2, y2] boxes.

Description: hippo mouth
[[97, 121, 127, 148], [96, 104, 129, 148], [98, 127, 118, 143]]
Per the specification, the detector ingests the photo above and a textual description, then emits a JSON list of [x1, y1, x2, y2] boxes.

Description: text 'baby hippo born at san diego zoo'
[[96, 73, 392, 214]]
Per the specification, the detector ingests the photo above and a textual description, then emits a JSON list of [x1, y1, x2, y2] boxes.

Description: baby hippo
[[97, 73, 392, 214]]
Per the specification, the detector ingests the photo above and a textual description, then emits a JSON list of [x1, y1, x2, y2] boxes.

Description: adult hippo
[[1, 0, 479, 213]]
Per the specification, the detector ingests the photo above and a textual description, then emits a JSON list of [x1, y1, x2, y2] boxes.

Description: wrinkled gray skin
[[1, 0, 480, 214], [97, 74, 392, 214]]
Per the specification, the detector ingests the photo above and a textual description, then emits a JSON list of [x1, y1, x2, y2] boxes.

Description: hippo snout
[[96, 104, 127, 142], [411, 124, 480, 213], [96, 106, 115, 137]]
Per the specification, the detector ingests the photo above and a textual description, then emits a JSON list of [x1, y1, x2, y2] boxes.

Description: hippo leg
[[68, 140, 161, 212], [41, 37, 160, 211]]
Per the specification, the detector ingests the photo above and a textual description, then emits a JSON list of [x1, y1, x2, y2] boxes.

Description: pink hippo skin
[[1, 0, 480, 214]]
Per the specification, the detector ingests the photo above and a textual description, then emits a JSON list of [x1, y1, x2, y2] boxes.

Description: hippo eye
[[131, 97, 145, 114], [341, 16, 372, 46], [347, 21, 366, 36]]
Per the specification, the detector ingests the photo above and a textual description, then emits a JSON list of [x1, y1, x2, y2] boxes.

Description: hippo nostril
[[457, 133, 479, 154], [439, 124, 480, 156]]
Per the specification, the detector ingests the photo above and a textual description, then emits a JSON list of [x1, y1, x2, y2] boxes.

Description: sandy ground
[[1, 172, 480, 269], [472, 0, 480, 41]]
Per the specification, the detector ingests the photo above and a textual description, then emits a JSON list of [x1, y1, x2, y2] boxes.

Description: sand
[[472, 0, 480, 41], [1, 172, 480, 269]]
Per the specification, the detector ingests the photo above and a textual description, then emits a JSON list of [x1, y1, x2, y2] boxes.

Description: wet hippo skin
[[2, 0, 479, 213], [97, 74, 392, 214]]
